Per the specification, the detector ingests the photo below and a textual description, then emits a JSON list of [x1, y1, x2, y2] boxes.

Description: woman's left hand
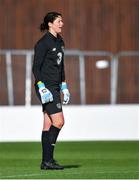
[[60, 82, 70, 104]]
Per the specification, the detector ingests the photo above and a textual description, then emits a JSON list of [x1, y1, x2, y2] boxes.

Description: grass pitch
[[0, 141, 139, 179]]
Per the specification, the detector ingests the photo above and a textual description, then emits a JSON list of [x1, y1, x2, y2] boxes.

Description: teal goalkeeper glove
[[60, 82, 70, 104], [37, 81, 53, 104]]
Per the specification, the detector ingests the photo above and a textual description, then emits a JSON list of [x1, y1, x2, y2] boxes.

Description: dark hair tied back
[[40, 22, 47, 32], [40, 11, 62, 32]]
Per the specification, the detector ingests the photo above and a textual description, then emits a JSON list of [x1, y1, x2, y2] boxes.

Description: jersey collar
[[47, 31, 61, 41]]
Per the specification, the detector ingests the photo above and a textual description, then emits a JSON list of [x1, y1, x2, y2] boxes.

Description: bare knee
[[50, 112, 65, 129], [43, 112, 65, 130], [58, 119, 65, 128], [53, 119, 64, 129]]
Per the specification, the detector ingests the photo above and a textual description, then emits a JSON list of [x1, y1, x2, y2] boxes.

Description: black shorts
[[35, 83, 62, 115]]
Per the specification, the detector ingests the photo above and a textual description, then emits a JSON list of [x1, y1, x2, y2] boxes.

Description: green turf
[[0, 141, 139, 179]]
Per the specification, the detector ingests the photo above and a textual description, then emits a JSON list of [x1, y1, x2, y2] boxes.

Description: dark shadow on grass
[[63, 165, 81, 169]]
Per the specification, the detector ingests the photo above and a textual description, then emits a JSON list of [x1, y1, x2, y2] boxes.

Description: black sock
[[48, 125, 61, 161], [41, 131, 51, 162]]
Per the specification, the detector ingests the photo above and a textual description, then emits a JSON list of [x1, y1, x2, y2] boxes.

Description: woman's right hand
[[37, 81, 53, 104]]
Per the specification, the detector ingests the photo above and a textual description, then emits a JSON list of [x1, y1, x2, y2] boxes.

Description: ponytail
[[40, 22, 48, 32]]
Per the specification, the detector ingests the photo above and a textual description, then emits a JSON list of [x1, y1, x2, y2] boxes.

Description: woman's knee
[[58, 119, 65, 128], [50, 112, 65, 129], [51, 112, 64, 129], [53, 118, 64, 129]]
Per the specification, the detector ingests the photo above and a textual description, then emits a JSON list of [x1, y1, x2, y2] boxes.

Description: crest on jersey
[[56, 103, 62, 109], [61, 46, 64, 52]]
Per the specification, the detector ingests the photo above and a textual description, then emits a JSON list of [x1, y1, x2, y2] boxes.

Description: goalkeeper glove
[[60, 82, 70, 104], [37, 81, 53, 104]]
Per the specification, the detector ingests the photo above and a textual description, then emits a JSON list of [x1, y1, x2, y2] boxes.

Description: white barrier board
[[0, 105, 139, 141]]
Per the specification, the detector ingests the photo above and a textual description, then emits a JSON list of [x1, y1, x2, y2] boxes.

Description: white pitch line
[[0, 173, 45, 178], [1, 170, 139, 179]]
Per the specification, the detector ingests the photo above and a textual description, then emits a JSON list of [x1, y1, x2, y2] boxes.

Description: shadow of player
[[63, 165, 81, 169]]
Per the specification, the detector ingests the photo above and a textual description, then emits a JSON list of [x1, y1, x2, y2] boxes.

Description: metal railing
[[0, 49, 139, 106], [0, 50, 33, 106]]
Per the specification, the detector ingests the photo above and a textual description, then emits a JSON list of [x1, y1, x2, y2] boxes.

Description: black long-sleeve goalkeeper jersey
[[32, 31, 65, 85]]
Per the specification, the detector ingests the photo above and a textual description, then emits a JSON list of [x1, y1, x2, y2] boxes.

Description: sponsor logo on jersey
[[52, 48, 56, 51]]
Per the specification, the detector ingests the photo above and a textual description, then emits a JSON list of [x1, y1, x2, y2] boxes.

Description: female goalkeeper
[[32, 12, 70, 170]]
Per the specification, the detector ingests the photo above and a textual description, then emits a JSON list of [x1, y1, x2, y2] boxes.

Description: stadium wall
[[0, 105, 139, 142], [1, 0, 139, 105]]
